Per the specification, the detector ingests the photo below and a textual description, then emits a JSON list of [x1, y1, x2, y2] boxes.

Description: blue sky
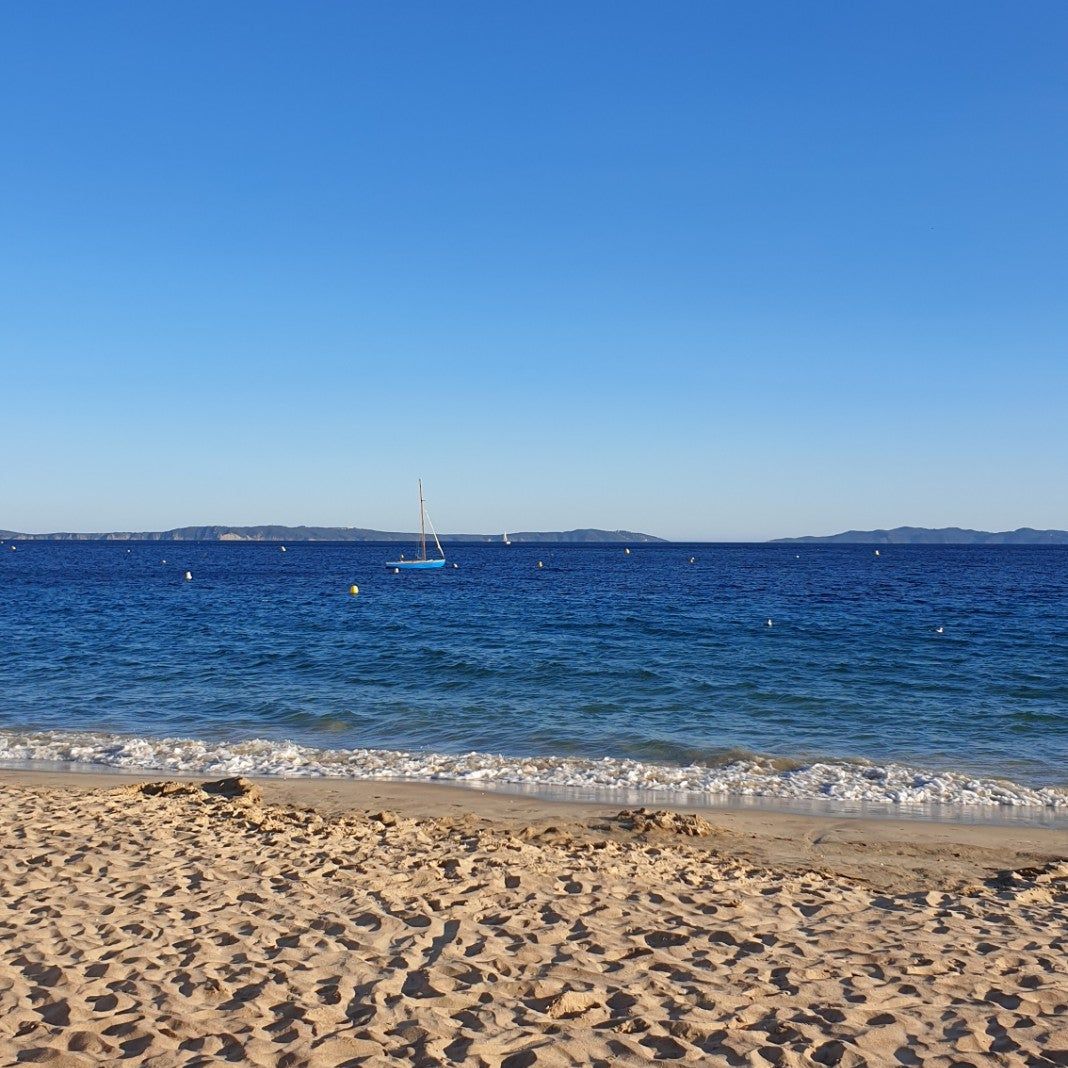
[[2, 2, 1065, 540]]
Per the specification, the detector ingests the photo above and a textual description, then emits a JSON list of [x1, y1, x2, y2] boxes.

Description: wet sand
[[1, 769, 1066, 1065]]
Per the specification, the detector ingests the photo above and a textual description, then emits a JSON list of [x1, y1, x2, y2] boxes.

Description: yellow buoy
[[348, 584, 359, 595]]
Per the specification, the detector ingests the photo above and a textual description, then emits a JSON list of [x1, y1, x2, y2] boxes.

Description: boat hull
[[386, 559, 446, 570]]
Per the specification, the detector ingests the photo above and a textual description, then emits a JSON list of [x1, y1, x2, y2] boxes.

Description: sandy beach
[[1, 771, 1066, 1067]]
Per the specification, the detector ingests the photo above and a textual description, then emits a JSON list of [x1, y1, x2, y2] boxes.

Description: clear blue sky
[[2, 2, 1065, 540]]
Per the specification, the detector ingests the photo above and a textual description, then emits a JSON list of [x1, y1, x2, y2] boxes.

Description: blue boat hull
[[386, 559, 446, 570]]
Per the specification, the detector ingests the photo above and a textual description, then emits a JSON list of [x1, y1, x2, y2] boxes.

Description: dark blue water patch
[[0, 541, 1066, 786]]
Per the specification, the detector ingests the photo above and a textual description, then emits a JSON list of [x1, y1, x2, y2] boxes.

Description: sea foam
[[1, 729, 1065, 809]]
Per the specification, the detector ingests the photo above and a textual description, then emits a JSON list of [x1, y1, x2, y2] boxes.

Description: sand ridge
[[0, 777, 1066, 1066]]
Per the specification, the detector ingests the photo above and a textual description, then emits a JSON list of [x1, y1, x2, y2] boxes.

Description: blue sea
[[2, 541, 1066, 814]]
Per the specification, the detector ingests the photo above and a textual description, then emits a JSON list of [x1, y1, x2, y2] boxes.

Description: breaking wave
[[1, 729, 1066, 809]]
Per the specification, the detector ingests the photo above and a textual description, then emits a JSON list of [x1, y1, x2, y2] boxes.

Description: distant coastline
[[5, 524, 1066, 545], [0, 525, 665, 544], [772, 526, 1068, 545]]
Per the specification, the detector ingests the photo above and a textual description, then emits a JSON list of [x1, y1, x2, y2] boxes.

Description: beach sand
[[1, 771, 1065, 1066]]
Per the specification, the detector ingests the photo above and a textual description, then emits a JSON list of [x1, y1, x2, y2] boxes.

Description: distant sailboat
[[503, 532, 512, 546], [386, 480, 446, 570]]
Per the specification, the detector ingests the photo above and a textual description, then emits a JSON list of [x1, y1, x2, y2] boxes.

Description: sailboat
[[386, 480, 446, 570]]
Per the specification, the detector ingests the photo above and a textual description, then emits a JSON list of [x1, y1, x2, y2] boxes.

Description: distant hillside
[[0, 526, 665, 544], [772, 526, 1068, 545]]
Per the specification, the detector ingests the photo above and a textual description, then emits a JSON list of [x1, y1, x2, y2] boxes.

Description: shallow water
[[1, 541, 1066, 807]]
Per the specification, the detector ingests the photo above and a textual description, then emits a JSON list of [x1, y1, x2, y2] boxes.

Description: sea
[[2, 541, 1066, 820]]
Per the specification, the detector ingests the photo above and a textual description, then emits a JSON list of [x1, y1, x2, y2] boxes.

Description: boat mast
[[419, 479, 427, 561]]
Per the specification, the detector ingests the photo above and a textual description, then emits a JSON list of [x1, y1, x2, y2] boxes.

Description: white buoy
[[452, 563, 458, 569], [184, 571, 192, 581], [280, 545, 286, 552], [348, 584, 359, 595], [689, 557, 695, 564], [393, 567, 400, 574], [766, 618, 773, 627], [624, 547, 631, 555], [161, 559, 167, 564], [874, 549, 880, 556], [935, 625, 944, 634], [537, 560, 544, 569]]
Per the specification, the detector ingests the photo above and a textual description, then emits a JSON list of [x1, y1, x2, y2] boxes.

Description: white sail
[[424, 508, 446, 560]]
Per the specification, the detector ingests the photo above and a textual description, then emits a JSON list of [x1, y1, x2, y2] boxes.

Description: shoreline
[[2, 760, 1068, 830], [4, 767, 1067, 893], [2, 756, 1068, 828], [3, 726, 1066, 814]]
